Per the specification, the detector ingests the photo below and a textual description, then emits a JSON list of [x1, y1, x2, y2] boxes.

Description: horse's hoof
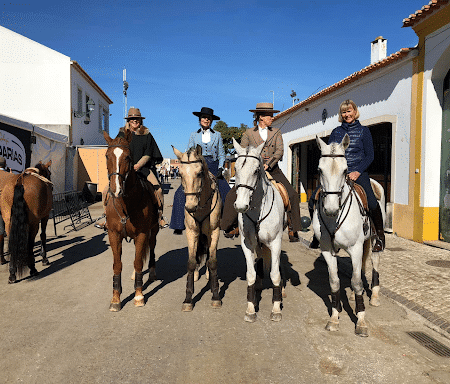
[[355, 325, 369, 337], [134, 297, 145, 307], [244, 313, 257, 323], [194, 270, 199, 282], [0, 258, 7, 265], [29, 268, 39, 277], [148, 270, 157, 284], [270, 312, 282, 322], [109, 302, 121, 312], [42, 259, 50, 266], [370, 297, 380, 307], [211, 300, 222, 308], [182, 303, 193, 312], [325, 321, 340, 332], [8, 275, 16, 284], [282, 287, 287, 298]]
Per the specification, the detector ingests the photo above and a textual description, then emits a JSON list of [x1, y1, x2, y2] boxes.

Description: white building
[[0, 26, 113, 192], [272, 0, 450, 244]]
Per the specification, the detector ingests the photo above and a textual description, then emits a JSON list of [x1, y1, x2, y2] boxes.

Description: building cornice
[[71, 61, 113, 105]]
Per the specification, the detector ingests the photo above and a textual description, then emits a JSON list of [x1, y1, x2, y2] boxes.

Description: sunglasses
[[201, 116, 212, 120]]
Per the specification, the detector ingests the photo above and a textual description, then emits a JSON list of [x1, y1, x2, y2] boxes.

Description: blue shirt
[[187, 128, 226, 168]]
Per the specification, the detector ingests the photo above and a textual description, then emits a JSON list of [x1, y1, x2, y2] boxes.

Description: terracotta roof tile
[[402, 0, 449, 28], [274, 48, 413, 121]]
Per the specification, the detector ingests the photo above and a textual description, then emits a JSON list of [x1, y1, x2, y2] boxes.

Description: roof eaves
[[402, 0, 449, 28], [273, 48, 414, 121], [71, 61, 113, 105]]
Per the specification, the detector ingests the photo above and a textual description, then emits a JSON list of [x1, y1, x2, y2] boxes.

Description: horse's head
[[103, 130, 133, 198], [233, 138, 265, 213], [173, 144, 206, 213], [35, 160, 52, 180], [316, 134, 350, 216]]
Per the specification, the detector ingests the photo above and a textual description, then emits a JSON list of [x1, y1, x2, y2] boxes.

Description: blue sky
[[1, 0, 425, 158]]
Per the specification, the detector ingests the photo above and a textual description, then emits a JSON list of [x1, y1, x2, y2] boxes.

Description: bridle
[[235, 154, 262, 206], [318, 154, 346, 201], [180, 157, 219, 223], [107, 144, 133, 197]]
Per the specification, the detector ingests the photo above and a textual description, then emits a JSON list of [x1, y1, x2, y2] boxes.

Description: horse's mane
[[34, 162, 51, 180]]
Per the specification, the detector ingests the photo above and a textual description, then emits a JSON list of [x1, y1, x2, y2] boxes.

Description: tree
[[213, 121, 248, 155]]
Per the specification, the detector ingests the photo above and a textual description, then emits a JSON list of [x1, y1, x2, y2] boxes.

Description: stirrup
[[372, 237, 384, 252], [159, 216, 169, 229]]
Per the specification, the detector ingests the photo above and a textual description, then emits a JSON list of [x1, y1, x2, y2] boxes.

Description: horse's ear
[[103, 130, 113, 145], [342, 134, 350, 150], [124, 129, 133, 143], [316, 135, 326, 151], [233, 137, 243, 154], [195, 144, 202, 156], [45, 160, 52, 168], [172, 145, 183, 160], [255, 141, 265, 156]]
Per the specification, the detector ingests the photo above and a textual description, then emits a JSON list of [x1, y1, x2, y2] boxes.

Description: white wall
[[274, 56, 415, 206], [71, 64, 110, 146], [0, 26, 71, 125]]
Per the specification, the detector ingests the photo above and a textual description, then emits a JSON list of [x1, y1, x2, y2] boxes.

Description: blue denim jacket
[[187, 129, 226, 168]]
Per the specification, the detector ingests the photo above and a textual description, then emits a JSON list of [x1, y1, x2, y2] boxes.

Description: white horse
[[313, 134, 385, 337], [233, 138, 286, 323]]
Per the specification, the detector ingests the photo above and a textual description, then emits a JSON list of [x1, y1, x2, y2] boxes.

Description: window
[[85, 94, 90, 115], [77, 88, 82, 114], [99, 105, 108, 133]]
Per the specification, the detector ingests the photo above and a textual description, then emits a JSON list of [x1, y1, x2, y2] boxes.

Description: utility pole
[[270, 90, 274, 107], [123, 69, 128, 118]]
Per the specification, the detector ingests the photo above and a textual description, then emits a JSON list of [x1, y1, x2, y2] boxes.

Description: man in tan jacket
[[221, 103, 301, 242]]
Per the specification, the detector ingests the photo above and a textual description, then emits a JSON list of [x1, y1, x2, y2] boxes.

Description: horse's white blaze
[[113, 147, 123, 197]]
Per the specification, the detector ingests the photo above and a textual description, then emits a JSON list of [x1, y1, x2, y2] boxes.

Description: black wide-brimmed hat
[[192, 107, 220, 120]]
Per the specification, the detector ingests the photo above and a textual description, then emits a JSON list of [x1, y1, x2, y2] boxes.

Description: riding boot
[[309, 204, 320, 249], [370, 205, 385, 252], [224, 227, 239, 238]]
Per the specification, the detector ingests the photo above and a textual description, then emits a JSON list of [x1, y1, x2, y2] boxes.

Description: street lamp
[[290, 90, 297, 107], [74, 99, 95, 124]]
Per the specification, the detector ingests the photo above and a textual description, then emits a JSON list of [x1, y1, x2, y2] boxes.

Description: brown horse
[[0, 161, 52, 283], [173, 145, 222, 311], [103, 130, 159, 311]]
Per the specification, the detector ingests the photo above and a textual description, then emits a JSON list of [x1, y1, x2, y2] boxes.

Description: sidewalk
[[298, 202, 450, 336]]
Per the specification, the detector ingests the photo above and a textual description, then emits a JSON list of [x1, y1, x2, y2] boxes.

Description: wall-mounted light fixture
[[74, 99, 95, 124]]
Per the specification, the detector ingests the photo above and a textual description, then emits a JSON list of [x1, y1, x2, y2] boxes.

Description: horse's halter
[[180, 158, 204, 205], [235, 155, 262, 205], [318, 154, 347, 203], [107, 144, 132, 197]]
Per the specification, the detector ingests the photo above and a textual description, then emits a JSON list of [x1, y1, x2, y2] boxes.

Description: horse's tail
[[256, 243, 272, 276], [9, 182, 29, 276], [196, 233, 209, 265]]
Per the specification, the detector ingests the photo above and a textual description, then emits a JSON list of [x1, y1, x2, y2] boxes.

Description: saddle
[[315, 181, 368, 211], [265, 171, 290, 211], [24, 167, 53, 186]]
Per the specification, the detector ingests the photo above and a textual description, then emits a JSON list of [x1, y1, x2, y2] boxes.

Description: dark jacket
[[328, 120, 374, 174]]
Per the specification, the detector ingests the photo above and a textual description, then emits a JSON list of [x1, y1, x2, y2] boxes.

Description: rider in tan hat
[[96, 107, 168, 230], [221, 102, 301, 242]]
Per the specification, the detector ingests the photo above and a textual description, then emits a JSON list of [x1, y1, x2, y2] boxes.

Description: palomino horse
[[0, 161, 53, 283], [313, 134, 385, 337], [103, 130, 159, 311], [173, 145, 222, 311], [232, 138, 286, 322]]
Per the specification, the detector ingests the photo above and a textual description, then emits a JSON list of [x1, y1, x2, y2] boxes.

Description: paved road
[[1, 178, 450, 383]]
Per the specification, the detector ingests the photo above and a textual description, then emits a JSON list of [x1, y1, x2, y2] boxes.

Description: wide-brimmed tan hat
[[249, 102, 280, 114], [125, 107, 145, 120]]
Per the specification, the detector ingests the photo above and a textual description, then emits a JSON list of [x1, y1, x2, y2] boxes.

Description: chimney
[[371, 36, 387, 65]]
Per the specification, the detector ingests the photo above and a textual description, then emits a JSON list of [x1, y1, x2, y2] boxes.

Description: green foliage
[[213, 121, 249, 155]]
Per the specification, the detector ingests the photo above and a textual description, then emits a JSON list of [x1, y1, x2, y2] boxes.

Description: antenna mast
[[123, 69, 128, 118]]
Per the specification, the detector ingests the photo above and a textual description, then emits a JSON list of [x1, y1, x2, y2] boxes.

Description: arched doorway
[[439, 69, 450, 242]]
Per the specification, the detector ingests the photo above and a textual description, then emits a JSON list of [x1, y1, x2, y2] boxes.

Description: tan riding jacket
[[240, 126, 283, 170]]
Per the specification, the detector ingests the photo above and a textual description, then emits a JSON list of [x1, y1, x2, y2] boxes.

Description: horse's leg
[[0, 234, 6, 265], [148, 227, 158, 283], [133, 233, 147, 307], [242, 238, 257, 322], [323, 250, 341, 332], [369, 240, 381, 307], [348, 243, 368, 337], [182, 229, 198, 312], [40, 216, 50, 266], [109, 231, 123, 312], [208, 226, 221, 308], [269, 236, 283, 322]]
